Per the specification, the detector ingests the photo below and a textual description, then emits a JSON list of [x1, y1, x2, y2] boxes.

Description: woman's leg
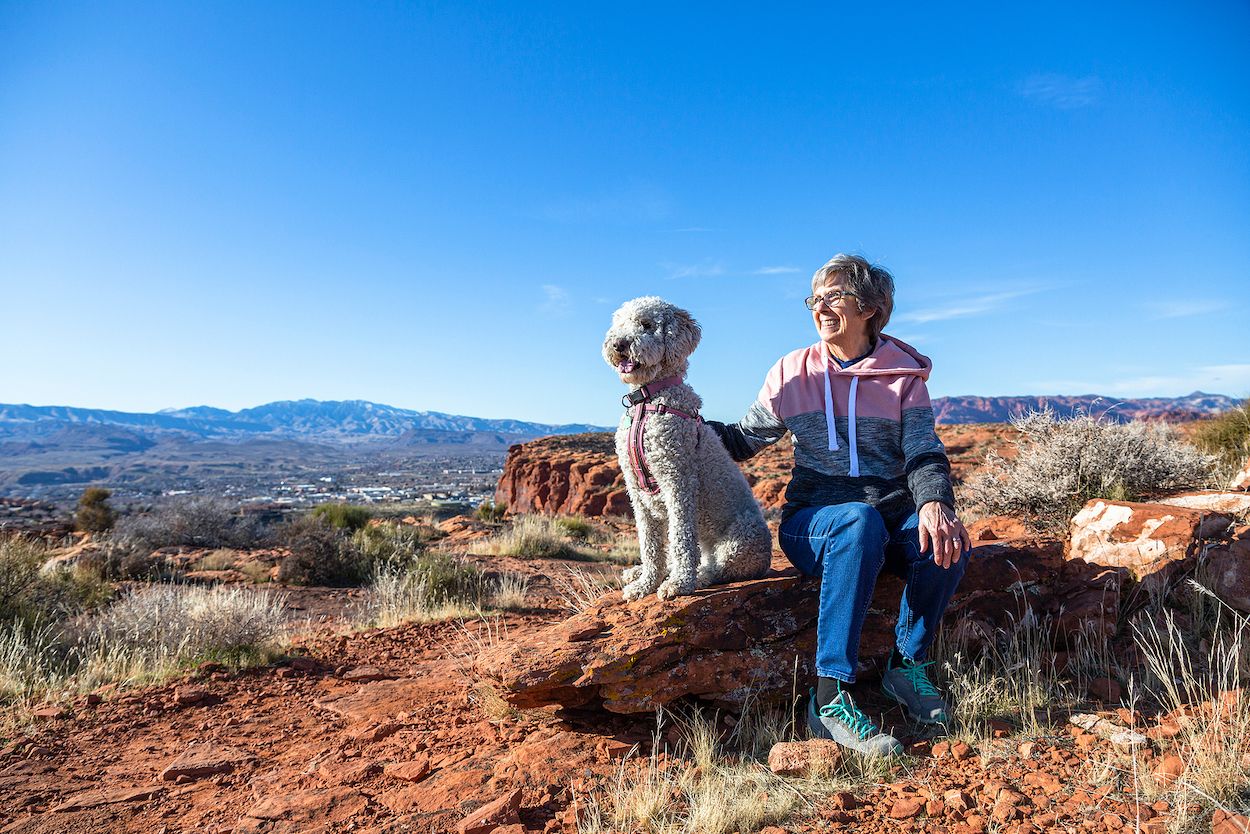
[[883, 511, 969, 661], [779, 502, 889, 683]]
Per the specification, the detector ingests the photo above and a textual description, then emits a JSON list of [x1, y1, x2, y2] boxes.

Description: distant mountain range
[[0, 392, 1237, 442], [929, 391, 1238, 424], [0, 399, 607, 441]]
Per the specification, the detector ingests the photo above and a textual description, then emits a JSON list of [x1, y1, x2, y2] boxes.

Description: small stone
[[931, 741, 950, 758], [458, 788, 522, 834], [383, 757, 430, 783], [944, 789, 974, 812], [159, 744, 253, 782], [1017, 741, 1036, 758], [829, 791, 858, 811], [1102, 813, 1123, 829], [767, 739, 843, 777], [890, 797, 925, 819], [172, 686, 208, 706], [951, 741, 974, 761], [989, 719, 1012, 738], [1152, 755, 1184, 786], [32, 705, 66, 720], [343, 666, 394, 683], [350, 722, 400, 743]]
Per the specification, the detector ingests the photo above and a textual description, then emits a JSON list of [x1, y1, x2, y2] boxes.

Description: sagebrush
[[964, 410, 1214, 534]]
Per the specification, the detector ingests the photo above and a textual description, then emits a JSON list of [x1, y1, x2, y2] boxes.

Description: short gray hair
[[811, 254, 895, 341]]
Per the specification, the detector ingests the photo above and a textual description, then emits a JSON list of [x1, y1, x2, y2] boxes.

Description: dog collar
[[621, 375, 684, 408]]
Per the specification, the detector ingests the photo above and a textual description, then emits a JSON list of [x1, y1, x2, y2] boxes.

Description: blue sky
[[1, 1, 1247, 426]]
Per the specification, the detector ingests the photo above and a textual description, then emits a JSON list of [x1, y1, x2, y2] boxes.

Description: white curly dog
[[603, 296, 772, 601]]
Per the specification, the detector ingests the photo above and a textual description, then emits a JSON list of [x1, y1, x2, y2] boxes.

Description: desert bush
[[275, 515, 358, 586], [75, 487, 116, 533], [551, 566, 615, 614], [311, 503, 373, 531], [114, 496, 265, 553], [1191, 398, 1250, 481], [351, 521, 427, 569], [554, 515, 595, 540], [475, 500, 507, 523], [0, 584, 286, 702], [360, 553, 485, 627], [0, 536, 111, 627], [486, 515, 597, 560], [75, 583, 288, 686], [964, 410, 1215, 535]]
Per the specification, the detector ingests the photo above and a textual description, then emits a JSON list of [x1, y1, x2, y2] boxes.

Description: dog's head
[[602, 296, 702, 386]]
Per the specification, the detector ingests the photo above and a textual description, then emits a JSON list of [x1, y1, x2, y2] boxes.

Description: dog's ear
[[665, 306, 702, 358]]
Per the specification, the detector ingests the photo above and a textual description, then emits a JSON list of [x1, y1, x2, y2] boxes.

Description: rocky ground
[[2, 428, 1249, 834]]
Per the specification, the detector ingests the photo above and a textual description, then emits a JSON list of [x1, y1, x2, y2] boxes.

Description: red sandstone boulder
[[476, 540, 1086, 713], [1230, 458, 1250, 491], [1158, 491, 1250, 517], [1067, 499, 1231, 583], [1204, 539, 1250, 614], [159, 743, 253, 782]]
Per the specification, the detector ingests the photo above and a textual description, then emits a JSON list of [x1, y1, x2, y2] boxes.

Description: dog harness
[[621, 375, 702, 495]]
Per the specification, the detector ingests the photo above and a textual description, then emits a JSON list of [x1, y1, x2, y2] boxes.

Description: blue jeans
[[779, 502, 968, 683]]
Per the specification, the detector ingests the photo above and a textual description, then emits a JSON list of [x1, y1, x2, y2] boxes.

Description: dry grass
[[1, 583, 289, 705], [483, 515, 610, 561], [577, 707, 805, 834], [551, 566, 616, 614], [491, 571, 530, 611], [360, 555, 485, 628], [964, 410, 1216, 534]]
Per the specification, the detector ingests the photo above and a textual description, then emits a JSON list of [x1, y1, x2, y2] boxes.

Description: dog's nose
[[614, 338, 630, 354]]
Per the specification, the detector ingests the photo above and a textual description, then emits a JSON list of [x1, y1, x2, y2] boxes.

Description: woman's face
[[810, 278, 874, 347]]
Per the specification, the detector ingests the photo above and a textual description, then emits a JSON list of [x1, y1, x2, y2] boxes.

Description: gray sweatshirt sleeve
[[706, 400, 788, 462], [900, 377, 955, 510]]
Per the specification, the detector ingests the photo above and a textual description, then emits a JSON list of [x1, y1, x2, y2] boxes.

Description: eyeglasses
[[804, 290, 859, 310]]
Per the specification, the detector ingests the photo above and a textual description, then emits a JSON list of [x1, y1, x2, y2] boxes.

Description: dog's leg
[[656, 474, 699, 600], [622, 508, 666, 601]]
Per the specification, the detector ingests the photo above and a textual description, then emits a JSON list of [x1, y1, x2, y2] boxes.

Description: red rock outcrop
[[496, 425, 1011, 518], [475, 539, 1106, 714], [1067, 499, 1231, 584]]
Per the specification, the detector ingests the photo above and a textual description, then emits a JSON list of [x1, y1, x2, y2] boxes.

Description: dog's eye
[[641, 321, 653, 331]]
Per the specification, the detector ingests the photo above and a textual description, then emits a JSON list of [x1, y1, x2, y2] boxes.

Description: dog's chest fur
[[614, 384, 704, 506]]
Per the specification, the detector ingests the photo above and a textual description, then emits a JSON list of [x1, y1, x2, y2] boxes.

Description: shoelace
[[819, 699, 878, 740], [897, 660, 940, 697]]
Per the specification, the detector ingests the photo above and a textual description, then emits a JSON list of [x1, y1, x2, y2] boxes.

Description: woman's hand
[[918, 501, 970, 569]]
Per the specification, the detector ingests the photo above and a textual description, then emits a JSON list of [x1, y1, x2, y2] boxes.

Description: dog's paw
[[621, 565, 644, 584], [657, 578, 695, 600], [621, 580, 654, 602]]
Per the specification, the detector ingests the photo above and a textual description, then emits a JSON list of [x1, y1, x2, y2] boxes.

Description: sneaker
[[807, 688, 902, 758], [881, 656, 949, 725]]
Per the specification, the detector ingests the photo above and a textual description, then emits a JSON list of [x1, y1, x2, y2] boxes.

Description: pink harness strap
[[626, 401, 702, 496]]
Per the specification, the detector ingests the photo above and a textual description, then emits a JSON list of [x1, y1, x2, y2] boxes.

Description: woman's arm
[[706, 403, 787, 462], [900, 376, 968, 566]]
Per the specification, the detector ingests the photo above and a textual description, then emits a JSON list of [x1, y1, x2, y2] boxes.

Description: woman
[[708, 253, 970, 757]]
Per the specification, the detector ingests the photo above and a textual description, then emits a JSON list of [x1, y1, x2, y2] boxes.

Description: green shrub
[[275, 516, 358, 586], [0, 536, 112, 627], [1191, 399, 1250, 481], [554, 515, 594, 540], [75, 487, 116, 533], [485, 515, 595, 560], [311, 504, 373, 531], [475, 501, 507, 523]]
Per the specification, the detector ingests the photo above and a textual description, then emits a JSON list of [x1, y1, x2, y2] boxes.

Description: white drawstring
[[848, 376, 860, 477], [823, 356, 838, 451], [824, 353, 861, 475]]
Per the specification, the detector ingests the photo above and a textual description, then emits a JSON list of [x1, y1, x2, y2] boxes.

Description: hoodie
[[709, 335, 955, 528]]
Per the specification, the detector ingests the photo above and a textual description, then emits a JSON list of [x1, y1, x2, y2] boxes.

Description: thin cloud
[[538, 186, 672, 224], [1144, 299, 1226, 320], [662, 261, 725, 279], [754, 266, 802, 275], [539, 284, 571, 317], [1030, 364, 1250, 397], [1019, 73, 1103, 109], [893, 289, 1041, 325]]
